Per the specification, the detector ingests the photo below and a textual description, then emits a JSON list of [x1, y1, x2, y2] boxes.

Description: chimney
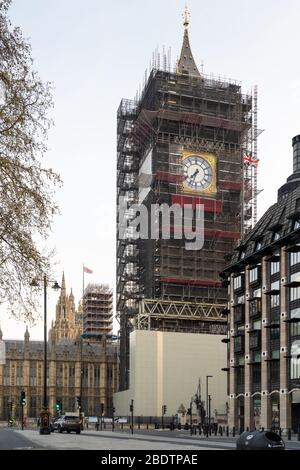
[[292, 135, 300, 173]]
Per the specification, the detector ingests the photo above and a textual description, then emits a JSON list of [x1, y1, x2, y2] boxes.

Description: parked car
[[53, 415, 81, 434]]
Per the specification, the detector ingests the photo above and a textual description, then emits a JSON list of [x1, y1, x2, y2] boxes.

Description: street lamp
[[30, 274, 60, 434], [206, 375, 213, 434]]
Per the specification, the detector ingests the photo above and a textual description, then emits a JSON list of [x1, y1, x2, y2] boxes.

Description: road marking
[[13, 447, 33, 450]]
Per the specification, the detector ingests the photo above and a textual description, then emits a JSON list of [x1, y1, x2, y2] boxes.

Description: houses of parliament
[[0, 274, 118, 420]]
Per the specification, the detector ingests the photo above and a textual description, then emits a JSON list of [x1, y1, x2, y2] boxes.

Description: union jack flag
[[83, 266, 93, 274], [244, 153, 259, 167]]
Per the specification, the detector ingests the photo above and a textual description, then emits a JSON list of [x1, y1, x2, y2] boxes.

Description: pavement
[[0, 426, 299, 450]]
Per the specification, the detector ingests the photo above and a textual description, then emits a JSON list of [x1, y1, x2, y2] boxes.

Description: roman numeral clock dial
[[181, 153, 216, 195]]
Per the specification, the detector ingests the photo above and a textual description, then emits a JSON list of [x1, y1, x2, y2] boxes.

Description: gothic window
[[94, 366, 100, 387], [30, 363, 37, 386], [16, 364, 23, 386], [3, 364, 9, 385]]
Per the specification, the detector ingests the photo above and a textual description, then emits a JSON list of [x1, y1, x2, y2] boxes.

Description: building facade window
[[30, 363, 37, 386], [94, 366, 100, 387], [255, 240, 262, 251], [253, 319, 261, 331], [290, 272, 300, 301], [3, 364, 10, 386], [253, 287, 261, 298], [250, 267, 259, 284], [291, 340, 300, 379], [252, 364, 261, 384], [16, 365, 23, 386], [270, 280, 280, 307], [290, 251, 300, 266], [69, 365, 75, 387], [271, 294, 280, 308], [294, 220, 300, 230], [290, 307, 300, 336], [270, 261, 280, 275], [234, 275, 242, 290]]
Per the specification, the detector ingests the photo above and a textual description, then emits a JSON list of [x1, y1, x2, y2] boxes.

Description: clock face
[[182, 155, 213, 190]]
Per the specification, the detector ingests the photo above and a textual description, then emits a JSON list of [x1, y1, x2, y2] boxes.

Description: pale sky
[[1, 0, 300, 340]]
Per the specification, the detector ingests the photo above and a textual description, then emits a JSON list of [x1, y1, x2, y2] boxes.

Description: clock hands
[[190, 168, 199, 183]]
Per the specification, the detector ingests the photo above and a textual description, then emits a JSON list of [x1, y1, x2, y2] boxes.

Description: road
[[0, 428, 40, 450], [0, 427, 300, 450]]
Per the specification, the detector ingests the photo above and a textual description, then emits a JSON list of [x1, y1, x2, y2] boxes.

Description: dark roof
[[222, 183, 300, 274], [177, 29, 201, 77]]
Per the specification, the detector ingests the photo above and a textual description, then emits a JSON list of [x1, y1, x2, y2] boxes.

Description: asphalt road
[[1, 427, 300, 450], [0, 428, 40, 450]]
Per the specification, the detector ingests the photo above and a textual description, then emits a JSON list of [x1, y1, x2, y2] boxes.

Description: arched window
[[291, 340, 300, 379]]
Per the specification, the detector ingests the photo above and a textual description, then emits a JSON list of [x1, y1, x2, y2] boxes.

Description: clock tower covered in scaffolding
[[116, 7, 259, 391]]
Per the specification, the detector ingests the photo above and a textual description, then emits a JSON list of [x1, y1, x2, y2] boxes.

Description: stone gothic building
[[0, 274, 118, 420]]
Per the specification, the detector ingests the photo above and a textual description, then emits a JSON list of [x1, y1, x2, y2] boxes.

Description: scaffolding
[[117, 66, 254, 390], [83, 283, 113, 339], [136, 298, 227, 334], [242, 84, 263, 234]]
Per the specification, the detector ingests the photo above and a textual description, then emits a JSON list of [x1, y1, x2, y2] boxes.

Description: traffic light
[[20, 391, 26, 406], [56, 400, 62, 412], [112, 407, 116, 413], [101, 403, 104, 414], [129, 404, 133, 412], [162, 405, 167, 415]]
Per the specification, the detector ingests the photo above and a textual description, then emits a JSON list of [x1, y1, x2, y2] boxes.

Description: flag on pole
[[83, 266, 93, 274], [244, 153, 259, 167]]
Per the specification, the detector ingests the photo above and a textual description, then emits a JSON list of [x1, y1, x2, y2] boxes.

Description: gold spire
[[183, 3, 190, 30], [177, 4, 201, 77]]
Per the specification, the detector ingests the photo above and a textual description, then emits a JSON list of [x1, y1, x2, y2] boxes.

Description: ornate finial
[[183, 3, 190, 30]]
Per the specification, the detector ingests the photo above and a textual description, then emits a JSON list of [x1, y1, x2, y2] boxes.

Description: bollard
[[279, 428, 282, 437], [121, 423, 123, 430], [220, 426, 223, 436], [215, 426, 217, 436], [199, 426, 202, 436], [246, 426, 249, 432], [146, 422, 148, 430], [232, 426, 235, 437], [297, 423, 300, 441], [226, 426, 229, 437], [288, 428, 291, 440]]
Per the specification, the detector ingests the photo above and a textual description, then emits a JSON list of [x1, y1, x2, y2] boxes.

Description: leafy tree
[[0, 0, 62, 321]]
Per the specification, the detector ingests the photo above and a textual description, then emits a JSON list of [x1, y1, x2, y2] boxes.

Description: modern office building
[[221, 136, 300, 433]]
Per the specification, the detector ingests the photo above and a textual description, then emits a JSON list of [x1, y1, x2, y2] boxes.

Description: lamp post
[[31, 274, 60, 435], [206, 375, 213, 435]]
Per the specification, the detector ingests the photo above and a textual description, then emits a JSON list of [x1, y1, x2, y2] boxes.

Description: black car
[[53, 415, 81, 434]]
